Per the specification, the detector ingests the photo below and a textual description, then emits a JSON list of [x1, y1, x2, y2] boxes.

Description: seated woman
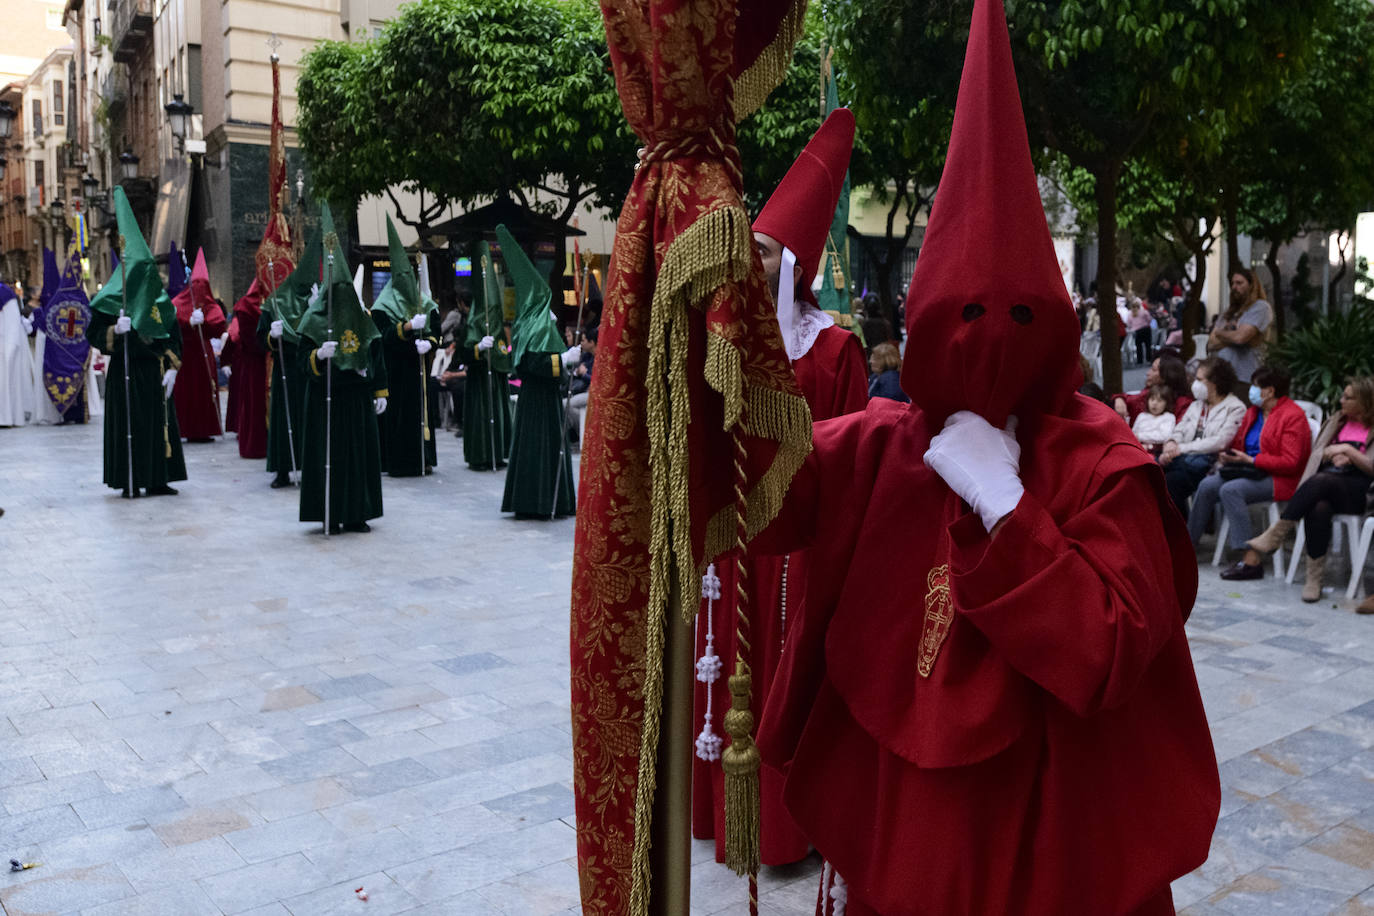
[[1160, 357, 1247, 519], [1242, 376, 1374, 600], [1112, 353, 1192, 425], [1189, 365, 1313, 579], [867, 341, 909, 404]]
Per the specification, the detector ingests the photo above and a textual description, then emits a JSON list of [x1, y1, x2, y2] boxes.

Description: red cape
[[225, 282, 268, 459], [172, 293, 226, 439], [757, 394, 1219, 915]]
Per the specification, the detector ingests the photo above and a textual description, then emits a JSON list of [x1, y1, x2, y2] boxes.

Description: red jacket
[[1227, 397, 1312, 501]]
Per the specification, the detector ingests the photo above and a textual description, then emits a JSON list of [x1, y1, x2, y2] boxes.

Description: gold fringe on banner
[[734, 0, 810, 121], [625, 200, 811, 914]]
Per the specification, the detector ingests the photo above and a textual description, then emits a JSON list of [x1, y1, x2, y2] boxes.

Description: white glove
[[478, 335, 495, 352], [415, 339, 433, 356], [162, 368, 177, 398], [115, 313, 133, 334], [317, 340, 338, 360], [923, 411, 1024, 533], [223, 365, 232, 378], [21, 316, 33, 334], [270, 319, 284, 339], [561, 345, 582, 368], [210, 337, 224, 355], [190, 308, 204, 326], [409, 314, 427, 331], [374, 397, 387, 415]]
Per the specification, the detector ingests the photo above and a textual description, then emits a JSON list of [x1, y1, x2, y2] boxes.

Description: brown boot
[[1358, 593, 1374, 615], [1247, 518, 1296, 555], [1302, 554, 1326, 603]]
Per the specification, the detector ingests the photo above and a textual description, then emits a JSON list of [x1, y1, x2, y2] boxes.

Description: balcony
[[101, 64, 127, 115], [109, 0, 153, 63]]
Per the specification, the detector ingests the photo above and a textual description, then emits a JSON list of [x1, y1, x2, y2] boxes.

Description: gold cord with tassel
[[722, 413, 761, 906]]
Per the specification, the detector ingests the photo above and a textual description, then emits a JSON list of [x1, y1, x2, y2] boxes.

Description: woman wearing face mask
[[1242, 376, 1374, 601], [1159, 356, 1247, 519], [1190, 365, 1312, 579]]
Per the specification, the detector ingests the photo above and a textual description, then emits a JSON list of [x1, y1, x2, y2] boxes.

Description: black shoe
[[146, 485, 178, 496], [1219, 561, 1263, 581], [342, 521, 371, 533], [328, 523, 342, 534], [120, 488, 140, 499], [270, 476, 292, 489]]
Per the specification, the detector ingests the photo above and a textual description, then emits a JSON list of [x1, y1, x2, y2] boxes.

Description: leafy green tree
[[827, 0, 963, 332], [1234, 0, 1374, 328], [1008, 0, 1335, 394], [297, 0, 636, 238]]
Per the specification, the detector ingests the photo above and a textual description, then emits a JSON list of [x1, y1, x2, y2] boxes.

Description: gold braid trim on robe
[[628, 202, 812, 914]]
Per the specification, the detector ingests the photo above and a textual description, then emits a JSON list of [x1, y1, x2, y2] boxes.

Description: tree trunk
[[1181, 242, 1208, 362], [1094, 163, 1123, 395], [1222, 181, 1240, 270], [1263, 238, 1285, 337]]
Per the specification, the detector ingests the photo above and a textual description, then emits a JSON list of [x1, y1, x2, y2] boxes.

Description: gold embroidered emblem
[[339, 329, 361, 354], [917, 565, 954, 678], [150, 304, 162, 324]]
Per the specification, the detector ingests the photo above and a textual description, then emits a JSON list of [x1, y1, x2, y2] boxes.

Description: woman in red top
[[1187, 364, 1313, 579], [1244, 376, 1374, 600]]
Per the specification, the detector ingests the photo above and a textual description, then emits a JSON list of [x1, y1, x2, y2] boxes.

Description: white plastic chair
[[1213, 502, 1285, 576], [1293, 400, 1324, 441], [1287, 514, 1374, 600]]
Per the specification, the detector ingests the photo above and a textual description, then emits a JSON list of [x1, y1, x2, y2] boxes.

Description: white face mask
[[1191, 379, 1209, 402]]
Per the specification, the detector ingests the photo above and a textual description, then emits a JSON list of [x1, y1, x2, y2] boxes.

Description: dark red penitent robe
[[225, 282, 268, 459], [172, 250, 226, 440], [756, 1, 1220, 913]]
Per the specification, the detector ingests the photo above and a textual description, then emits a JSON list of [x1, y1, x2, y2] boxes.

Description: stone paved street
[[1, 419, 1373, 915]]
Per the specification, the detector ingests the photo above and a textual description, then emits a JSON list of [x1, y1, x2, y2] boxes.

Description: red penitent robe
[[225, 307, 268, 459], [173, 301, 227, 439], [692, 323, 868, 865], [756, 393, 1219, 916]]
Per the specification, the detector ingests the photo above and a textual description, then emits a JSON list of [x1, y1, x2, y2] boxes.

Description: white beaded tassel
[[694, 563, 724, 762]]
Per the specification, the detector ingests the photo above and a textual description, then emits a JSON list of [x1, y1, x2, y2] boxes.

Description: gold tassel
[[722, 665, 761, 875]]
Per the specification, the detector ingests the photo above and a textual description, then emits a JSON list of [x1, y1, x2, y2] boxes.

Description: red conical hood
[[174, 250, 217, 321], [899, 0, 1079, 426], [753, 108, 855, 303]]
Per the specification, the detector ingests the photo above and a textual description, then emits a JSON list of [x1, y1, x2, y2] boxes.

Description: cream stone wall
[[0, 0, 71, 85]]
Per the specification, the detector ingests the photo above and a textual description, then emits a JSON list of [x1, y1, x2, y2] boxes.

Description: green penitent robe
[[373, 307, 440, 477], [501, 351, 575, 518], [462, 337, 513, 471], [257, 312, 306, 477], [87, 310, 187, 493], [296, 335, 388, 526]]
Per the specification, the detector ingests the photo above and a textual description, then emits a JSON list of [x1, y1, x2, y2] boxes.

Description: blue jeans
[[1187, 472, 1275, 550]]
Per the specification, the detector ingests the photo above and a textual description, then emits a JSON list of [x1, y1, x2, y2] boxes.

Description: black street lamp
[[164, 94, 192, 144], [82, 173, 99, 198], [50, 198, 65, 222], [119, 148, 139, 181], [0, 100, 14, 141]]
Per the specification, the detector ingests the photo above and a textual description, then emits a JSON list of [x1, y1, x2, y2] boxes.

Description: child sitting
[[1132, 384, 1176, 456]]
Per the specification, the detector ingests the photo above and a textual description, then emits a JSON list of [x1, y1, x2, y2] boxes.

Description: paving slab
[[3, 415, 1374, 913]]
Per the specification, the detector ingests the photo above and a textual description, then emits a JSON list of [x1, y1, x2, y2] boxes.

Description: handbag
[[1219, 464, 1268, 482]]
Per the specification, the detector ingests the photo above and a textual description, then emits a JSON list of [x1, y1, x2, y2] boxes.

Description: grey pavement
[[0, 418, 1372, 915]]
